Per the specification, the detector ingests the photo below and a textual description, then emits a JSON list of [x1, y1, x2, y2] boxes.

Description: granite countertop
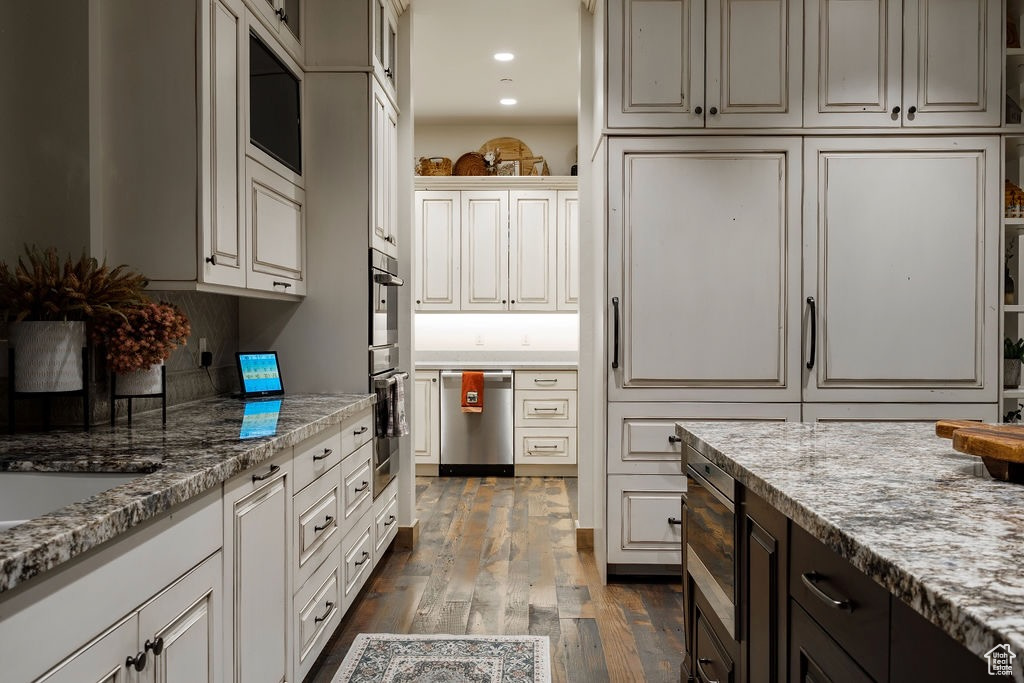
[[0, 393, 375, 596], [676, 421, 1024, 680]]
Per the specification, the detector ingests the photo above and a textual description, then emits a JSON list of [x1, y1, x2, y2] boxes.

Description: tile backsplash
[[1, 290, 239, 430]]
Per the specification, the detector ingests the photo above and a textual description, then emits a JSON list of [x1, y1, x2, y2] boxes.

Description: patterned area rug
[[333, 633, 551, 683]]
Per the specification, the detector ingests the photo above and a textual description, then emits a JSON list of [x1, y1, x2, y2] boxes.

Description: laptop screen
[[236, 351, 285, 397]]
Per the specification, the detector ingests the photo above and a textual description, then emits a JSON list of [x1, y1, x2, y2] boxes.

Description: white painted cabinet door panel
[[803, 137, 999, 402], [414, 371, 440, 465], [705, 0, 802, 127], [35, 616, 138, 683], [607, 474, 684, 565], [901, 0, 1000, 127], [509, 191, 558, 311], [202, 0, 246, 288], [461, 191, 509, 310], [606, 0, 705, 128], [804, 0, 903, 127], [414, 191, 461, 310], [245, 158, 306, 296], [371, 83, 398, 257], [557, 191, 580, 311], [608, 137, 802, 402]]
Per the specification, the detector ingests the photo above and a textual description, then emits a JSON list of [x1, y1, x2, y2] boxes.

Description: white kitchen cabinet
[[371, 81, 399, 257], [340, 511, 375, 612], [515, 428, 578, 466], [557, 191, 579, 311], [607, 136, 803, 402], [414, 191, 461, 310], [509, 190, 558, 311], [293, 547, 342, 682], [413, 371, 440, 466], [606, 0, 801, 128], [607, 474, 685, 566], [805, 0, 1000, 127], [372, 0, 400, 100], [244, 0, 302, 63], [461, 191, 511, 310], [512, 370, 578, 472], [802, 137, 999, 403], [35, 616, 138, 683], [292, 463, 341, 590], [341, 442, 374, 533], [223, 448, 293, 683], [244, 157, 307, 296], [372, 479, 400, 563], [802, 403, 999, 422], [306, 0, 401, 100]]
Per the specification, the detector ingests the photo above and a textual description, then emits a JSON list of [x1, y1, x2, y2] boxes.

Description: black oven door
[[685, 463, 736, 638]]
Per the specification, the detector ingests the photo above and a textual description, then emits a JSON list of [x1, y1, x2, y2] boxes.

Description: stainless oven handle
[[373, 273, 405, 286], [374, 371, 409, 387], [686, 466, 734, 513], [440, 370, 513, 379]]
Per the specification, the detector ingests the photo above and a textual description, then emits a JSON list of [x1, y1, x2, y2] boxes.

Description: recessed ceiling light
[[494, 52, 515, 62], [500, 98, 517, 106]]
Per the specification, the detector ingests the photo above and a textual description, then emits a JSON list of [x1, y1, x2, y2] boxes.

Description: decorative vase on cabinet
[[113, 362, 165, 396]]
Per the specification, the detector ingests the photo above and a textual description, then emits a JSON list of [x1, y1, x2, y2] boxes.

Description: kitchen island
[[677, 421, 1024, 682]]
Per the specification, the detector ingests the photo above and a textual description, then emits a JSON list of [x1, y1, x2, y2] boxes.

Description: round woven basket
[[453, 152, 488, 176], [415, 156, 452, 176]]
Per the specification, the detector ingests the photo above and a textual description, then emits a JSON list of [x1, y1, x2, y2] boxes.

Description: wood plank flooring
[[308, 476, 684, 683]]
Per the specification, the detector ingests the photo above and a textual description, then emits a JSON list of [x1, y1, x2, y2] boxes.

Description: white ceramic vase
[[115, 362, 164, 396], [8, 320, 87, 393]]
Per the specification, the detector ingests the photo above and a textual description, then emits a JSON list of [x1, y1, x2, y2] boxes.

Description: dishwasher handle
[[440, 370, 513, 380]]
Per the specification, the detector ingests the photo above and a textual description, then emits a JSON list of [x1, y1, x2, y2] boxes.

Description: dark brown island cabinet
[[685, 487, 994, 683]]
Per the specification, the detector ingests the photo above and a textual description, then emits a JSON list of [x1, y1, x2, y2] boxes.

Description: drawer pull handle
[[126, 652, 147, 672], [668, 435, 682, 444], [145, 637, 164, 656], [667, 517, 682, 525], [384, 514, 397, 527], [696, 658, 719, 683], [314, 515, 335, 532], [533, 378, 558, 384], [313, 448, 333, 461], [801, 571, 854, 612], [272, 280, 293, 289], [355, 481, 370, 493], [354, 426, 369, 435], [314, 601, 335, 623], [531, 444, 561, 450], [354, 550, 370, 566], [531, 407, 561, 413], [252, 464, 280, 483]]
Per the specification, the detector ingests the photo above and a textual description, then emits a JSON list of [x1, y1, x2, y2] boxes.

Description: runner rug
[[332, 633, 551, 683]]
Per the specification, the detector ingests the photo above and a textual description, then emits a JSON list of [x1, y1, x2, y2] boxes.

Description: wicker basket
[[453, 152, 488, 176], [415, 156, 452, 176], [1007, 180, 1024, 218]]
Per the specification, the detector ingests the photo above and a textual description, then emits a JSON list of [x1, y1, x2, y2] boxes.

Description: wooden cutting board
[[934, 421, 1024, 482]]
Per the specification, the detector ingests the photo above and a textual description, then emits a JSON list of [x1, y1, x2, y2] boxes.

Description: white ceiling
[[410, 0, 581, 124]]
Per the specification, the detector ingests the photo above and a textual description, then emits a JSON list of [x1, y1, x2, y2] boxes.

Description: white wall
[[415, 313, 578, 352], [414, 123, 578, 176]]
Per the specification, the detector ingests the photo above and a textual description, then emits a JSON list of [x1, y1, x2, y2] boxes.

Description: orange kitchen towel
[[461, 371, 484, 413]]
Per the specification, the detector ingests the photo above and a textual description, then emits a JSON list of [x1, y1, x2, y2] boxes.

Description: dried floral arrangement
[[0, 245, 148, 323], [90, 301, 191, 374]]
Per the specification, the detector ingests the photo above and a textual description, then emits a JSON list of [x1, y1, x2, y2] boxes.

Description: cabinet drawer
[[514, 390, 577, 427], [789, 524, 890, 681], [342, 441, 374, 531], [516, 370, 577, 391], [294, 546, 342, 682], [341, 513, 374, 609], [293, 464, 342, 588], [514, 428, 577, 465], [372, 487, 399, 563], [790, 601, 873, 683], [341, 408, 374, 456], [695, 606, 734, 683], [293, 426, 342, 494], [607, 474, 684, 565]]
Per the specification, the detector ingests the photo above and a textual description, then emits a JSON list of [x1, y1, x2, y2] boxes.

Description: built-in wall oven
[[684, 445, 738, 639], [369, 249, 405, 499]]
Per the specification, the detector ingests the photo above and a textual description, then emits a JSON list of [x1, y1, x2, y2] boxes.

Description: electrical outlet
[[521, 334, 530, 346], [474, 335, 485, 346]]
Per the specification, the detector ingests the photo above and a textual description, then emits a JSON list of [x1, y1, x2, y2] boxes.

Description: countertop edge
[[676, 423, 1023, 666], [0, 394, 375, 596]]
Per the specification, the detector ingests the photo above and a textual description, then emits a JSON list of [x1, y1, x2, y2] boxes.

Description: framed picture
[[496, 160, 520, 176]]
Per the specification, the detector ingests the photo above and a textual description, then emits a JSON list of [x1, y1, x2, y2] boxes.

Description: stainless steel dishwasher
[[439, 370, 514, 476]]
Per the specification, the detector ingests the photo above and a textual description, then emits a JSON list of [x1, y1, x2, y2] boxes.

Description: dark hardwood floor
[[308, 476, 685, 683]]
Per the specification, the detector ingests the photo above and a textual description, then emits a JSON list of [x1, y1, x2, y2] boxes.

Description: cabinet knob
[[694, 105, 703, 115], [205, 254, 217, 266], [511, 299, 516, 304], [502, 299, 507, 304], [708, 106, 718, 115], [908, 105, 917, 117], [275, 7, 288, 21], [145, 637, 164, 656], [668, 435, 682, 444], [416, 299, 422, 304], [126, 652, 147, 672], [891, 106, 900, 115], [385, 68, 394, 79]]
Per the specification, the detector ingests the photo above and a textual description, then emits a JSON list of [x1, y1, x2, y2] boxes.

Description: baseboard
[[575, 522, 594, 550], [514, 464, 578, 477], [396, 518, 420, 550], [415, 464, 439, 477]]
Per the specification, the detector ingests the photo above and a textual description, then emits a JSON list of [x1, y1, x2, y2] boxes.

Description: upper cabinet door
[[414, 191, 461, 311], [705, 0, 803, 128], [606, 0, 706, 128], [804, 0, 903, 127], [607, 137, 802, 402], [461, 191, 510, 310], [901, 0, 1000, 127], [508, 191, 558, 311], [557, 190, 580, 311], [371, 83, 398, 257], [802, 137, 999, 402], [372, 0, 399, 101]]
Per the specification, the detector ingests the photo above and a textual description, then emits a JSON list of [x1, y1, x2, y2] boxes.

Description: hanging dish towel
[[389, 372, 410, 437], [461, 371, 484, 413]]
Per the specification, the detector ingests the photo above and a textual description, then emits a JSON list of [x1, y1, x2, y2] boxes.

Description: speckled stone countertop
[[676, 421, 1024, 680], [0, 393, 375, 595]]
